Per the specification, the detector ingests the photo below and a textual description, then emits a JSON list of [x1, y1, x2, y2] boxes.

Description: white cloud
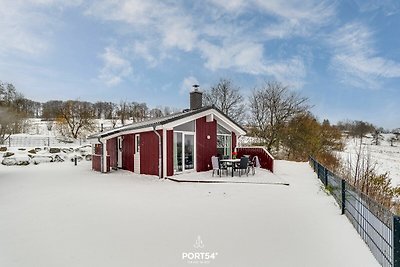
[[265, 58, 306, 89], [209, 0, 336, 40], [160, 16, 198, 52], [353, 0, 400, 16], [99, 47, 133, 86], [207, 0, 246, 11], [198, 41, 265, 74], [0, 0, 83, 57], [0, 1, 49, 56], [180, 76, 199, 95], [87, 0, 310, 87], [198, 40, 306, 87], [132, 41, 158, 67], [329, 22, 400, 89]]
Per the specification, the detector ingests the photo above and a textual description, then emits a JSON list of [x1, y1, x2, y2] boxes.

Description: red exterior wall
[[236, 147, 274, 173], [92, 154, 110, 172], [196, 117, 217, 172], [122, 134, 135, 172], [140, 130, 162, 176], [92, 154, 101, 171], [92, 144, 102, 171], [232, 132, 237, 151], [166, 130, 174, 176], [106, 138, 117, 169]]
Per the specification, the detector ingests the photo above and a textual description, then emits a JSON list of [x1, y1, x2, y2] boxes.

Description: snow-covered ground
[[0, 160, 379, 266], [0, 145, 92, 166], [339, 134, 400, 186]]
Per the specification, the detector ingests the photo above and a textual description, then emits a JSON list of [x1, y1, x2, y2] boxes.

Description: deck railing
[[236, 146, 274, 173]]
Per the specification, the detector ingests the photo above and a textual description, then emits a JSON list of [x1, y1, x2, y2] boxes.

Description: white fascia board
[[101, 126, 156, 141], [100, 108, 245, 140], [163, 109, 245, 135]]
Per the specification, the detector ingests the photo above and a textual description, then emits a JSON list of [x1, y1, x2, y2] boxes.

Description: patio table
[[220, 159, 241, 177]]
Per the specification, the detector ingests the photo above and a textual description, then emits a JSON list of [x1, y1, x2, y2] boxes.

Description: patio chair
[[254, 155, 260, 167], [233, 156, 249, 177], [247, 156, 256, 175], [211, 156, 227, 177]]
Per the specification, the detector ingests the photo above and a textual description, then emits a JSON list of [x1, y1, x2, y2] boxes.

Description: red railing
[[236, 147, 274, 173]]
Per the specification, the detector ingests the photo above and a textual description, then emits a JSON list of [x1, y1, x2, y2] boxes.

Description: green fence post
[[341, 179, 346, 215], [393, 216, 400, 267]]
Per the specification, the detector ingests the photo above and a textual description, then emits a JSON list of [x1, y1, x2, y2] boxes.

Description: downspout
[[98, 137, 104, 173], [153, 125, 162, 179]]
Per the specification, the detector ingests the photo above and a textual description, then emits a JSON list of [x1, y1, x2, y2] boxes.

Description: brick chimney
[[190, 84, 203, 110]]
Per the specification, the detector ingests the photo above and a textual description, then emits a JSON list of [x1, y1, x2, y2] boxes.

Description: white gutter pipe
[[153, 125, 162, 179]]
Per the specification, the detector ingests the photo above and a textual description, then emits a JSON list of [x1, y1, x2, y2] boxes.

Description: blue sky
[[1, 0, 399, 128]]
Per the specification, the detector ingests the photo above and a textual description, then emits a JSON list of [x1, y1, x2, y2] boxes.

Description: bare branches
[[203, 79, 246, 122], [249, 81, 310, 151], [57, 100, 95, 139]]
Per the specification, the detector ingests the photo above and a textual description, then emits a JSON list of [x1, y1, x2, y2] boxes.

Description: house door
[[117, 136, 123, 168], [173, 132, 195, 173], [134, 134, 140, 174]]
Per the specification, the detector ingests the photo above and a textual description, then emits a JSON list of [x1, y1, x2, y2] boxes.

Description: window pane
[[217, 135, 225, 148], [226, 136, 232, 157], [174, 121, 195, 132], [184, 135, 194, 170], [217, 124, 230, 134], [174, 133, 183, 172]]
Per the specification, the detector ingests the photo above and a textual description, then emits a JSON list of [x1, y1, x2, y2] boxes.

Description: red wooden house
[[89, 88, 247, 178]]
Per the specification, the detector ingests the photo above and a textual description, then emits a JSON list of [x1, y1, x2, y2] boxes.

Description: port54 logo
[[182, 235, 218, 264]]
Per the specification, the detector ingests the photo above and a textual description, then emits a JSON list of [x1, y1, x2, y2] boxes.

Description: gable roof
[[88, 105, 246, 140]]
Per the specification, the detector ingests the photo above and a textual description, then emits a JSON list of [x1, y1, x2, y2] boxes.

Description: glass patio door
[[184, 134, 194, 170], [174, 132, 194, 173]]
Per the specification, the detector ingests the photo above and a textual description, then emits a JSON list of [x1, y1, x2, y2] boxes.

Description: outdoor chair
[[234, 156, 249, 177], [211, 156, 227, 177], [247, 156, 256, 175]]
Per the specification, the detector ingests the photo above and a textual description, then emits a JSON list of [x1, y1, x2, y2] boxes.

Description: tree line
[[0, 80, 180, 141]]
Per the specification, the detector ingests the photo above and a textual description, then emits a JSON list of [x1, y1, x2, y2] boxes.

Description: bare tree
[[57, 100, 95, 139], [130, 102, 148, 122], [203, 79, 246, 122], [0, 107, 16, 144], [149, 108, 163, 118], [0, 82, 25, 143], [249, 81, 309, 151], [118, 101, 129, 125]]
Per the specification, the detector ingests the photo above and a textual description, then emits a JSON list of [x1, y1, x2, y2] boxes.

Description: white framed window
[[135, 134, 140, 153], [217, 124, 231, 158]]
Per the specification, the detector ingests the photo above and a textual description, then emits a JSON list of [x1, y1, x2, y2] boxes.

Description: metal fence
[[309, 157, 400, 267], [3, 136, 88, 147]]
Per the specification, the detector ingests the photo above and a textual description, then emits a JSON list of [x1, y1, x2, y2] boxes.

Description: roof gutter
[[152, 125, 162, 179]]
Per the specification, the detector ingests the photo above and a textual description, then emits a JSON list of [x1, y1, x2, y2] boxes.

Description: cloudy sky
[[1, 0, 400, 128]]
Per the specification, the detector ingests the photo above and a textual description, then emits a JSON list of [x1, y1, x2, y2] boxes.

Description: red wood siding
[[92, 154, 110, 172], [196, 117, 217, 172], [122, 134, 135, 172], [140, 130, 162, 176], [106, 138, 117, 169], [167, 130, 174, 176], [236, 147, 274, 173], [92, 154, 101, 171], [94, 144, 102, 154], [92, 144, 102, 171], [232, 132, 237, 151]]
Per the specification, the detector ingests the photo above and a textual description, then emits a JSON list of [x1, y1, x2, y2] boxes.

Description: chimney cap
[[192, 84, 200, 92]]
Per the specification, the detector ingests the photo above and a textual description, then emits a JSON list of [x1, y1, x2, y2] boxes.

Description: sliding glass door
[[174, 132, 195, 173]]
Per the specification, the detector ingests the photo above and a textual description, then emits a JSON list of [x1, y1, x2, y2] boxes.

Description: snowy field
[[0, 160, 379, 266], [340, 134, 400, 186]]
